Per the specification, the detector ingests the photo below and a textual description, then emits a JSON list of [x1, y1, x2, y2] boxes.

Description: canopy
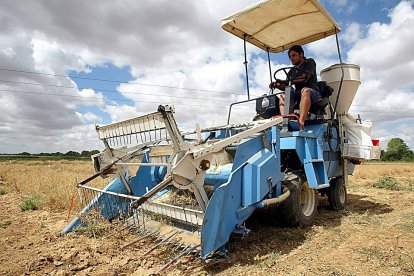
[[221, 0, 340, 53]]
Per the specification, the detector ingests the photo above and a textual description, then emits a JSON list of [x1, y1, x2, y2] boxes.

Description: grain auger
[[62, 0, 381, 271]]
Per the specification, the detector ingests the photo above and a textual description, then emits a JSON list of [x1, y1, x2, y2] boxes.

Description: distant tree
[[402, 152, 414, 162], [80, 150, 100, 157], [382, 138, 414, 161], [18, 152, 31, 156], [89, 150, 100, 156], [64, 151, 80, 156]]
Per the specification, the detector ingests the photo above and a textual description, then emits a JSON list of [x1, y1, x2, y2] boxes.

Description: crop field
[[0, 160, 413, 275]]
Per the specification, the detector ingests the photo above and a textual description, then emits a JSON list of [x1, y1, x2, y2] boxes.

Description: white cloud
[[0, 0, 413, 153], [345, 1, 414, 149], [348, 1, 414, 75], [83, 112, 102, 123], [104, 104, 141, 124], [341, 22, 364, 45], [328, 0, 348, 7], [326, 0, 358, 13], [307, 35, 336, 56], [0, 0, 262, 153], [78, 88, 105, 107]]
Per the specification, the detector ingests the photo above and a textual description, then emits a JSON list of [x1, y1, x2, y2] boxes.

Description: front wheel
[[328, 177, 347, 210], [277, 171, 318, 227]]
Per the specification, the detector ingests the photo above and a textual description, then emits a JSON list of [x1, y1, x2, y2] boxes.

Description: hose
[[262, 186, 290, 207]]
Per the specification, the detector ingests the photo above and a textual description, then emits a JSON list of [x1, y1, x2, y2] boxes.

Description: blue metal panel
[[215, 129, 236, 139], [320, 123, 339, 152], [280, 125, 329, 188], [270, 126, 282, 197], [232, 135, 264, 170], [129, 151, 162, 196], [200, 129, 236, 140], [201, 129, 283, 258], [302, 137, 328, 188], [205, 163, 233, 188], [201, 163, 247, 259], [280, 136, 305, 165], [242, 149, 280, 206]]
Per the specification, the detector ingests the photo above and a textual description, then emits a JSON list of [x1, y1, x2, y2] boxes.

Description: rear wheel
[[277, 171, 317, 227], [328, 177, 347, 210]]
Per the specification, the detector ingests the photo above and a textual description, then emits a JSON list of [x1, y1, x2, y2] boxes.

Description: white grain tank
[[320, 63, 361, 116]]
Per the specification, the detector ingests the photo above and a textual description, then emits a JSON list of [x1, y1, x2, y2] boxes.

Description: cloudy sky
[[1, 0, 413, 154]]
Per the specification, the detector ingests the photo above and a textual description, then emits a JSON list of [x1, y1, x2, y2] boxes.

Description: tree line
[[11, 150, 100, 157], [381, 138, 414, 161], [3, 138, 413, 162]]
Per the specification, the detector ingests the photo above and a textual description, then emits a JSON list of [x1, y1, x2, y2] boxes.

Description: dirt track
[[1, 165, 414, 275]]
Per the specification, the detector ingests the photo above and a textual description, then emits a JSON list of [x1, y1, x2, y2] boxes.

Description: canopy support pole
[[243, 34, 250, 100], [267, 48, 273, 94], [332, 30, 344, 121]]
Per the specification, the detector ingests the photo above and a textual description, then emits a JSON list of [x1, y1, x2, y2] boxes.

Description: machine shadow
[[206, 192, 393, 273]]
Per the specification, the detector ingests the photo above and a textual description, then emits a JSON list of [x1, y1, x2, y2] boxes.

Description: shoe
[[289, 120, 303, 131], [298, 120, 304, 130]]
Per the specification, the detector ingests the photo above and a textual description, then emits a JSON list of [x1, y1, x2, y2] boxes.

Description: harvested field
[[0, 161, 413, 275]]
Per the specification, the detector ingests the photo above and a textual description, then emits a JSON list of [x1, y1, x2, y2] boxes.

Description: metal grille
[[76, 184, 203, 272], [77, 184, 203, 232], [96, 112, 170, 148]]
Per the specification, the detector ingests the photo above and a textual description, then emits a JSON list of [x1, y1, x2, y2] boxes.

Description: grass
[[0, 187, 5, 195], [357, 245, 383, 257], [0, 160, 107, 212], [398, 253, 414, 273], [0, 221, 12, 228], [372, 176, 402, 191], [74, 222, 104, 238], [20, 196, 41, 211], [349, 162, 414, 187], [397, 212, 414, 233], [38, 221, 47, 229], [408, 178, 414, 191], [0, 161, 413, 275], [328, 226, 341, 233], [255, 251, 282, 268], [278, 231, 294, 241]]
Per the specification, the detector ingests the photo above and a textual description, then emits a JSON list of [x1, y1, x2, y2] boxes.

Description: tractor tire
[[328, 177, 347, 210], [277, 171, 317, 227]]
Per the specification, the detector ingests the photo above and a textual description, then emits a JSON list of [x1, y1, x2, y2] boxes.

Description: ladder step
[[317, 184, 330, 189], [311, 159, 324, 163]]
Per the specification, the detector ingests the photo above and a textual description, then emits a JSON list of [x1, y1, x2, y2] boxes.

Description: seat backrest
[[317, 81, 334, 98], [308, 82, 333, 115]]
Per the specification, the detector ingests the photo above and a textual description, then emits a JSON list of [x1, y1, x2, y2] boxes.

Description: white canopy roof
[[221, 0, 340, 53]]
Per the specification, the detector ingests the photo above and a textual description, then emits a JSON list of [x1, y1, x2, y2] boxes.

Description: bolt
[[199, 160, 211, 171]]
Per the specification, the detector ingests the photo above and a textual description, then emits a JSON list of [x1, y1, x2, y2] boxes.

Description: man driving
[[270, 45, 320, 128]]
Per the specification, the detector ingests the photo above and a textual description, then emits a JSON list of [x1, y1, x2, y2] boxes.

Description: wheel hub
[[300, 181, 315, 217], [338, 184, 346, 203]]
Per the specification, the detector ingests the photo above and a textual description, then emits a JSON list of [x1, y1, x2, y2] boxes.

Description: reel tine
[[155, 244, 200, 274], [142, 230, 181, 257], [121, 230, 159, 250]]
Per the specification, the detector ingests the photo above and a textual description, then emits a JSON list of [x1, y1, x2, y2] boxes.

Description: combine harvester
[[62, 0, 380, 271]]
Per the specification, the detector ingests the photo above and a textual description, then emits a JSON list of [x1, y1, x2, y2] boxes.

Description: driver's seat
[[308, 81, 334, 115]]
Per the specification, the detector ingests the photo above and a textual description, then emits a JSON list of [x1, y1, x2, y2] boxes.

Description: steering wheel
[[273, 67, 310, 84]]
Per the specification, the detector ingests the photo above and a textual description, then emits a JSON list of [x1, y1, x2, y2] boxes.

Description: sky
[[0, 0, 413, 154]]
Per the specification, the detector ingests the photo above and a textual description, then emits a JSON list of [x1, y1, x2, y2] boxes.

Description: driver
[[270, 45, 320, 128]]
